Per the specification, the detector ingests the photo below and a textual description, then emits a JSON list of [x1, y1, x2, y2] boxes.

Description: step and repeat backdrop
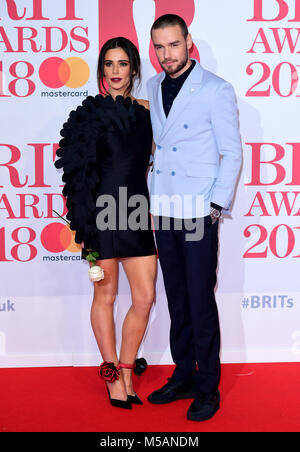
[[0, 0, 299, 367]]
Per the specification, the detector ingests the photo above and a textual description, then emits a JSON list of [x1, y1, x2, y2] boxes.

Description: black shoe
[[148, 377, 196, 404], [117, 362, 144, 405], [106, 387, 132, 410], [98, 362, 132, 410], [187, 390, 220, 421], [128, 393, 143, 405]]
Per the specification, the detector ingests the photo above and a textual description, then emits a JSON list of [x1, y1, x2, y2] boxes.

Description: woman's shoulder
[[135, 99, 150, 110]]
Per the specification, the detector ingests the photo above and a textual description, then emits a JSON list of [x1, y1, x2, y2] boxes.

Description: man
[[147, 14, 242, 421]]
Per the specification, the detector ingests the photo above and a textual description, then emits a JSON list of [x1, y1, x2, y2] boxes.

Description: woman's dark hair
[[97, 37, 141, 97], [151, 14, 188, 38]]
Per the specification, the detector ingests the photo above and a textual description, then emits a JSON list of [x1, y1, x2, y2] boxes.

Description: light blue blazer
[[146, 60, 242, 219]]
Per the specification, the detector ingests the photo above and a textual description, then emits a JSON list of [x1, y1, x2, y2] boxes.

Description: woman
[[55, 37, 157, 409]]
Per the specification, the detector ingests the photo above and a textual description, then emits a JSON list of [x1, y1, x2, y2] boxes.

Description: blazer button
[[184, 124, 189, 129], [156, 169, 161, 174], [157, 145, 162, 149], [172, 147, 177, 152], [171, 171, 176, 176]]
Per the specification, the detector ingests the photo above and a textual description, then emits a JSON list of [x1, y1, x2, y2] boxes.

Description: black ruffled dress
[[54, 95, 156, 260]]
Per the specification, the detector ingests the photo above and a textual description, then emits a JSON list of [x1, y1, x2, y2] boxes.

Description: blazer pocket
[[185, 162, 218, 178]]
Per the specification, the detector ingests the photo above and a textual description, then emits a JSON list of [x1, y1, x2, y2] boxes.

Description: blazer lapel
[[158, 60, 205, 141]]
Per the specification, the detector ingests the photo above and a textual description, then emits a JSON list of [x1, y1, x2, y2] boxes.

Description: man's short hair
[[151, 14, 189, 38]]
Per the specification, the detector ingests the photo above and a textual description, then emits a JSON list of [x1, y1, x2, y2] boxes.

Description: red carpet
[[0, 363, 299, 432]]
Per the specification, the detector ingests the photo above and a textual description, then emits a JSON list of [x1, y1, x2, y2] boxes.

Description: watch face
[[211, 208, 221, 218]]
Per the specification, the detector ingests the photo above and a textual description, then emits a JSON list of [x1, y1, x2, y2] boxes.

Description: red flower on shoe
[[98, 361, 120, 383]]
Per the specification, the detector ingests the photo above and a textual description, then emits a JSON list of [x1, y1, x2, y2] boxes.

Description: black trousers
[[154, 215, 220, 394]]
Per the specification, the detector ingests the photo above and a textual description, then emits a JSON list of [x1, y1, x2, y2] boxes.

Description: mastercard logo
[[40, 223, 82, 253], [39, 57, 90, 89]]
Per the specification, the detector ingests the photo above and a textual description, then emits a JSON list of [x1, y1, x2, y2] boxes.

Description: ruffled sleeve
[[54, 95, 105, 250]]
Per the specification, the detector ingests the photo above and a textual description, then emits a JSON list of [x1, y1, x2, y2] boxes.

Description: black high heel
[[127, 393, 143, 405], [98, 362, 132, 410], [118, 362, 143, 405], [106, 387, 132, 409]]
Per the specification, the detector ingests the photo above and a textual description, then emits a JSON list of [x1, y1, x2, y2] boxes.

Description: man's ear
[[186, 33, 193, 51]]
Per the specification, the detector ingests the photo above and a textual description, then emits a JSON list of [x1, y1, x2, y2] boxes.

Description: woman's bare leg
[[119, 255, 157, 395], [90, 258, 127, 401]]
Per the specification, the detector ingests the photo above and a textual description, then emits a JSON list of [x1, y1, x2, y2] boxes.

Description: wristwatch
[[210, 207, 221, 224]]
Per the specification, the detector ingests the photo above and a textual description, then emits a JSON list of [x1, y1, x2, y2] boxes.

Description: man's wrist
[[210, 202, 222, 212]]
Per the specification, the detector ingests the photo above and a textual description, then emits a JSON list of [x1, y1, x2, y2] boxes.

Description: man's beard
[[161, 48, 189, 76]]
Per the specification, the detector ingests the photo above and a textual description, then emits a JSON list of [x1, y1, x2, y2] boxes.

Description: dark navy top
[[161, 59, 196, 117]]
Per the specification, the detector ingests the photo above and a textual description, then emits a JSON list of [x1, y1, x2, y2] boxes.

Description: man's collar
[[162, 59, 196, 84]]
